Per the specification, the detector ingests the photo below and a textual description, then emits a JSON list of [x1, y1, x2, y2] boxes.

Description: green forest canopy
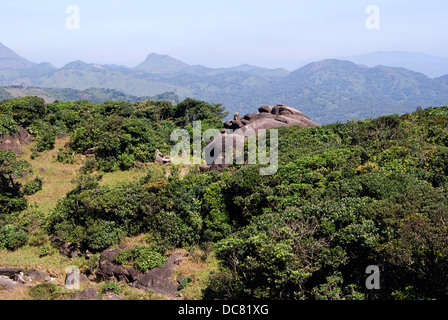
[[1, 95, 448, 300]]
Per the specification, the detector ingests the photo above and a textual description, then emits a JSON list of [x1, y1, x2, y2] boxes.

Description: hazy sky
[[1, 0, 447, 69]]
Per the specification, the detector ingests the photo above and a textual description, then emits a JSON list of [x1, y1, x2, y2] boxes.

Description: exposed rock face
[[226, 104, 318, 134], [155, 149, 173, 165], [59, 241, 81, 259], [0, 267, 23, 278], [202, 104, 319, 171], [70, 288, 99, 300], [0, 276, 24, 291], [134, 253, 186, 297], [0, 126, 33, 155], [0, 267, 54, 292], [26, 269, 53, 283], [96, 246, 187, 298], [0, 247, 187, 299], [96, 245, 143, 283]]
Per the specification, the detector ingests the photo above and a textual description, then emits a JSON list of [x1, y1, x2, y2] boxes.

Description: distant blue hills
[[1, 42, 447, 124]]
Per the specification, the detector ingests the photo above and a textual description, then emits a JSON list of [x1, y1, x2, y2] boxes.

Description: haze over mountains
[[1, 42, 448, 124], [342, 51, 448, 78]]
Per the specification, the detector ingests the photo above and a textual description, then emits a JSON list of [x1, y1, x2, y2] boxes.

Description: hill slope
[[134, 53, 190, 74], [0, 42, 35, 69], [2, 97, 448, 300], [0, 85, 180, 104]]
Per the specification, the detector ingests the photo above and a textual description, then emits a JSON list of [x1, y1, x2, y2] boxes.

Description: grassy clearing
[[17, 136, 150, 213], [18, 136, 83, 214], [0, 246, 84, 285], [174, 247, 220, 300], [98, 168, 147, 186]]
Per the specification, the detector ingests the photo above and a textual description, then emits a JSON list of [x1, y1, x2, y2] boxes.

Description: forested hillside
[[1, 95, 448, 300], [0, 85, 180, 105]]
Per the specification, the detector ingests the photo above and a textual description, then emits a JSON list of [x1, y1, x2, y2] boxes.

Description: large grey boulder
[[134, 253, 186, 297], [0, 267, 23, 278], [0, 276, 24, 291], [96, 246, 143, 283], [204, 104, 319, 170], [70, 288, 99, 300], [26, 269, 53, 283]]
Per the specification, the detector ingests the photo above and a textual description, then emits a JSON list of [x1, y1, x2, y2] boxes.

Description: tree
[[0, 96, 46, 129], [0, 151, 30, 214], [173, 98, 228, 127], [0, 112, 17, 136]]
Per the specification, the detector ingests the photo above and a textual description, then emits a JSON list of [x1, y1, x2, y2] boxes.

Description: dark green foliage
[[0, 150, 30, 214], [114, 245, 167, 272], [209, 105, 448, 300], [0, 96, 46, 129], [214, 212, 330, 299], [34, 124, 57, 152], [23, 176, 43, 195], [0, 224, 28, 250], [173, 98, 228, 126], [28, 283, 60, 300], [42, 98, 226, 172], [0, 112, 17, 135], [178, 276, 192, 291], [5, 92, 448, 300], [99, 282, 120, 295], [47, 179, 147, 252]]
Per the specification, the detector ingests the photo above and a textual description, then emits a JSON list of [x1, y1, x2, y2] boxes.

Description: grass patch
[[98, 168, 147, 186], [174, 247, 220, 300], [0, 246, 89, 286], [17, 136, 83, 214]]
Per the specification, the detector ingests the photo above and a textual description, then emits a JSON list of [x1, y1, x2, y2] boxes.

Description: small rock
[[0, 277, 24, 291], [258, 105, 273, 113], [59, 242, 81, 258], [26, 269, 52, 283], [71, 288, 98, 300], [0, 267, 23, 278], [13, 272, 26, 284], [57, 132, 69, 139]]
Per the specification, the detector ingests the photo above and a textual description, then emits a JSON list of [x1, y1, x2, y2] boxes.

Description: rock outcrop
[[155, 149, 173, 165], [96, 245, 187, 298], [0, 267, 54, 292], [134, 252, 186, 297], [201, 104, 319, 171], [96, 245, 143, 283], [0, 126, 33, 155]]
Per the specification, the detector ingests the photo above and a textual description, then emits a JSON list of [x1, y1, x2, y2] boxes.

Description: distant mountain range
[[342, 51, 448, 78], [1, 42, 448, 124]]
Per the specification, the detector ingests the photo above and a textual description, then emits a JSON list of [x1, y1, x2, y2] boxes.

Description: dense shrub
[[0, 150, 30, 215], [0, 96, 46, 128], [28, 283, 60, 300], [114, 245, 167, 272], [23, 176, 43, 195], [0, 224, 28, 250]]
